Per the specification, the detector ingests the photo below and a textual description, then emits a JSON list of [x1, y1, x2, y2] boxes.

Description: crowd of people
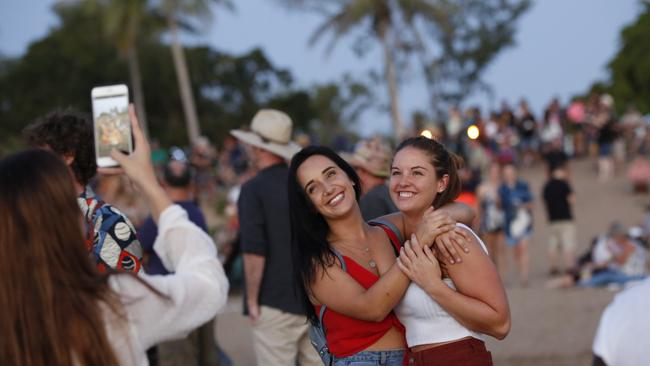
[[79, 92, 650, 292], [2, 91, 650, 366]]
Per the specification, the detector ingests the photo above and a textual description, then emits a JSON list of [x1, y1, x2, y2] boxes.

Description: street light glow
[[467, 125, 480, 140]]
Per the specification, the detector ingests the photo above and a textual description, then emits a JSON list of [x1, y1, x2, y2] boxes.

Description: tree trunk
[[378, 20, 405, 140], [410, 27, 440, 118], [168, 14, 201, 144], [127, 44, 149, 138]]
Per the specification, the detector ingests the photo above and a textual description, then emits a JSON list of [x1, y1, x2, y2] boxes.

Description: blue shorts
[[599, 143, 613, 157], [519, 137, 538, 151], [333, 350, 405, 366], [505, 230, 532, 246]]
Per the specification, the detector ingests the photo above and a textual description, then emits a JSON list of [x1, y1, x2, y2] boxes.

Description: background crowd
[[59, 91, 647, 365], [91, 91, 649, 290], [2, 1, 650, 365]]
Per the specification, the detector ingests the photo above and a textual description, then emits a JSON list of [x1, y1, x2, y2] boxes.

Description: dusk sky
[[0, 0, 643, 136]]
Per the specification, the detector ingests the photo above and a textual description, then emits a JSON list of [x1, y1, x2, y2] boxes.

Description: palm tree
[[279, 0, 529, 135], [308, 0, 407, 139], [159, 0, 233, 144], [87, 0, 152, 137]]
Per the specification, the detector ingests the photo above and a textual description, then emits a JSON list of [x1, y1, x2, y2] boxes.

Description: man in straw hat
[[342, 138, 398, 221], [231, 109, 320, 366]]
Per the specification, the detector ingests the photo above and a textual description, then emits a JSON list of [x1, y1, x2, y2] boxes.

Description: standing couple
[[233, 109, 510, 366]]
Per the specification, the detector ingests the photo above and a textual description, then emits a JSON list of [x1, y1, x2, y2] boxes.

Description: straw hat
[[230, 109, 301, 160], [341, 139, 392, 178]]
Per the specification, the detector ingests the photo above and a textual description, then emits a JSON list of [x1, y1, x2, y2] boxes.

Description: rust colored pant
[[407, 338, 493, 366]]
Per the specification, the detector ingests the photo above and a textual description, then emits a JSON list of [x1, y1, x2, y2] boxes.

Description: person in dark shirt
[[341, 139, 397, 221], [542, 164, 576, 275], [139, 158, 208, 275], [231, 109, 320, 366], [595, 95, 619, 182], [542, 137, 569, 178], [515, 99, 539, 166], [138, 156, 213, 366]]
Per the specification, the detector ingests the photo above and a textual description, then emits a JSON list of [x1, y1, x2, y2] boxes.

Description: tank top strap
[[368, 218, 403, 255]]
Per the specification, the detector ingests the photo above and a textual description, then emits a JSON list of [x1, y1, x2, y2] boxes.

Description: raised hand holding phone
[[110, 104, 172, 223], [91, 84, 133, 168]]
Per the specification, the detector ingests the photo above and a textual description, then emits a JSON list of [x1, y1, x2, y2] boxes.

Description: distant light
[[467, 125, 480, 140], [420, 130, 433, 139]]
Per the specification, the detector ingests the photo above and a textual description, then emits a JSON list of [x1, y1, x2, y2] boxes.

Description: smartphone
[[91, 84, 133, 167]]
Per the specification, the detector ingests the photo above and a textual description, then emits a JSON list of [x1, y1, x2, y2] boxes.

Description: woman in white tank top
[[381, 137, 511, 366]]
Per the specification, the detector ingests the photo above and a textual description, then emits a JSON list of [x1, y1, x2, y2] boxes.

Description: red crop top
[[315, 223, 405, 357]]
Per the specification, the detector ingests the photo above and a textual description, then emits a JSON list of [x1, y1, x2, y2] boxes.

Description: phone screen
[[92, 93, 131, 165]]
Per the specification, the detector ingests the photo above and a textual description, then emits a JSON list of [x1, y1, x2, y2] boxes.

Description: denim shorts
[[599, 143, 613, 157], [332, 349, 405, 366]]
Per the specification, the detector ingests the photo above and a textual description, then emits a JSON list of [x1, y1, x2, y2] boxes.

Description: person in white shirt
[[581, 223, 647, 288], [0, 105, 229, 366], [592, 278, 650, 366], [388, 136, 511, 365]]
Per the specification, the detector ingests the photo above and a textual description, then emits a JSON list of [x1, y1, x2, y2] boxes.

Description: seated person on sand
[[546, 222, 648, 289]]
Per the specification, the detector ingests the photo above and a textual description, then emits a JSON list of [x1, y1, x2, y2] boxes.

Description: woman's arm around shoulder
[[438, 202, 476, 227], [309, 248, 409, 323]]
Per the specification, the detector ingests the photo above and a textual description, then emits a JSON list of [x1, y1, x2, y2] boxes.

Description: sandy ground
[[214, 158, 648, 365]]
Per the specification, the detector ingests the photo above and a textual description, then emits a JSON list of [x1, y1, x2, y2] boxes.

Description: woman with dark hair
[[0, 106, 228, 366], [288, 146, 471, 366], [388, 136, 510, 365]]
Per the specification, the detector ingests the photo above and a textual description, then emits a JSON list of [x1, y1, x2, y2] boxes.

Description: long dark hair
[[395, 136, 462, 209], [288, 146, 361, 324], [0, 149, 120, 366]]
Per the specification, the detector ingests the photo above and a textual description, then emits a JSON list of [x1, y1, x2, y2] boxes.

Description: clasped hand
[[397, 234, 444, 293], [414, 207, 471, 264]]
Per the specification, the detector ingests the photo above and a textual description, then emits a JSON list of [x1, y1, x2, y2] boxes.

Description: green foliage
[[420, 0, 530, 110], [0, 3, 126, 142], [182, 46, 302, 145], [274, 0, 530, 115], [579, 2, 650, 114], [607, 1, 650, 113], [156, 0, 234, 33], [306, 74, 372, 144], [82, 0, 157, 56], [0, 1, 370, 151]]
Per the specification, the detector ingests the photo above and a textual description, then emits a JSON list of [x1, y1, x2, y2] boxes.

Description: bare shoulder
[[313, 254, 344, 283], [444, 225, 505, 300], [454, 224, 489, 259]]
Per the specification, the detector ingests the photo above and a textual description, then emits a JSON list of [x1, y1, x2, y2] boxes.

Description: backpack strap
[[331, 247, 346, 271], [318, 302, 328, 326], [369, 218, 404, 256]]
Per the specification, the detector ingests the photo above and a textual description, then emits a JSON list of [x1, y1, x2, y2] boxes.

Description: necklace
[[366, 246, 377, 269], [333, 241, 376, 269]]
